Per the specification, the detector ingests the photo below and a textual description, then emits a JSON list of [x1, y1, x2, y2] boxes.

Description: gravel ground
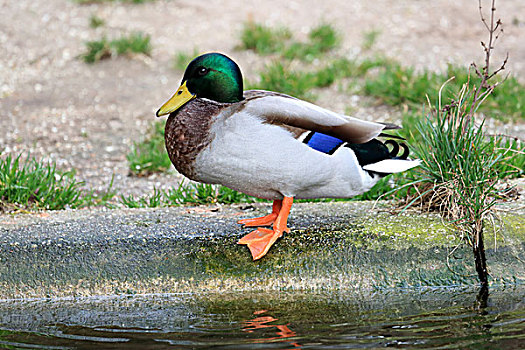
[[1, 0, 524, 198]]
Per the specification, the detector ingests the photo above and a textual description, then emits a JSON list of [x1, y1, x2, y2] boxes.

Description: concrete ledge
[[1, 201, 524, 299]]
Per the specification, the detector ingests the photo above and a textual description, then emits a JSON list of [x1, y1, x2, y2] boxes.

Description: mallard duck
[[157, 52, 420, 260]]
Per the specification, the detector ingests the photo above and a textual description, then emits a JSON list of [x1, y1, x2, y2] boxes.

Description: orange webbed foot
[[237, 213, 278, 227], [237, 228, 282, 260], [237, 199, 282, 228], [237, 197, 294, 260]]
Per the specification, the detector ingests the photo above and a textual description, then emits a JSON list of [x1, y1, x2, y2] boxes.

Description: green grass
[[173, 49, 200, 71], [82, 32, 151, 64], [83, 37, 112, 63], [363, 64, 463, 107], [352, 174, 412, 201], [407, 79, 515, 286], [492, 137, 525, 179], [89, 14, 105, 29], [0, 154, 115, 211], [118, 175, 414, 208], [283, 24, 340, 61], [128, 21, 523, 209], [112, 32, 151, 55], [363, 63, 525, 121], [362, 29, 381, 51], [249, 56, 394, 100], [249, 61, 325, 101], [127, 121, 172, 176], [238, 22, 525, 121], [238, 22, 292, 55], [239, 22, 339, 62], [486, 76, 525, 120], [120, 182, 264, 208], [164, 182, 262, 205], [120, 187, 164, 208], [407, 80, 519, 221]]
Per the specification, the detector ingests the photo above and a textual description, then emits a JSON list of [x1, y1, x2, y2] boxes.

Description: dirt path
[[1, 0, 524, 197]]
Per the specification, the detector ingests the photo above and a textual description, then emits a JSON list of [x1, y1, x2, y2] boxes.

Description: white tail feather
[[363, 159, 421, 174]]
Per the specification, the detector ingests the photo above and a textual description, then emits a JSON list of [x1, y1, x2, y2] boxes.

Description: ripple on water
[[0, 286, 524, 349]]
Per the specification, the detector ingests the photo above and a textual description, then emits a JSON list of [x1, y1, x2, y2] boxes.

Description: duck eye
[[197, 67, 209, 76]]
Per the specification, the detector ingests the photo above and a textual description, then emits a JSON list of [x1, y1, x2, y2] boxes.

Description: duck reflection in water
[[242, 309, 301, 348]]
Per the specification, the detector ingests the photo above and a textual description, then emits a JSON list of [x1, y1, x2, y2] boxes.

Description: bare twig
[[468, 0, 508, 123]]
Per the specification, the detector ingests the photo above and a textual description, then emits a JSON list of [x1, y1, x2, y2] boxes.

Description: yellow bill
[[156, 81, 196, 117]]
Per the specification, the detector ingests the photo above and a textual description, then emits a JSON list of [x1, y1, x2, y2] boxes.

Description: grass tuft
[[112, 32, 151, 55], [127, 121, 172, 176], [164, 182, 262, 205], [82, 32, 151, 64], [363, 63, 525, 121], [89, 14, 105, 29], [283, 24, 340, 61], [0, 154, 115, 211], [239, 22, 339, 61], [173, 49, 200, 71], [249, 62, 318, 101], [83, 37, 112, 63], [406, 84, 507, 247], [362, 29, 381, 50], [492, 137, 525, 179], [120, 182, 264, 208], [120, 187, 163, 208], [239, 22, 291, 55]]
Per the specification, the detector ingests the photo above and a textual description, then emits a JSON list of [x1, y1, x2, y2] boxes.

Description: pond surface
[[0, 286, 523, 349]]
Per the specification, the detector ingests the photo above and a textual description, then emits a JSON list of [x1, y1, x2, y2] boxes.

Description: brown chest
[[164, 100, 220, 179]]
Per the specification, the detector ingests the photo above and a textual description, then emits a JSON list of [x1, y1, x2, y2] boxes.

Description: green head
[[183, 53, 243, 103], [156, 53, 244, 117]]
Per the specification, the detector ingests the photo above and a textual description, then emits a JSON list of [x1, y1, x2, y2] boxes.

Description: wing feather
[[242, 91, 390, 144]]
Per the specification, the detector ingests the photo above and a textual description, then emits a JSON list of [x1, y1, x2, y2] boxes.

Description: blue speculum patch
[[305, 132, 344, 154]]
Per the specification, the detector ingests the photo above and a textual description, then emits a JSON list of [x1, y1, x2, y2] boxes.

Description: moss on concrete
[[0, 203, 523, 299]]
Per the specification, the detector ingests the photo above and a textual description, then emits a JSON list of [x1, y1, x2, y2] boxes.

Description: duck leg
[[238, 197, 294, 260], [238, 200, 284, 227]]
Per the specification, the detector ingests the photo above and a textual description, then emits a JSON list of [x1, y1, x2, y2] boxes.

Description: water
[[0, 286, 524, 349]]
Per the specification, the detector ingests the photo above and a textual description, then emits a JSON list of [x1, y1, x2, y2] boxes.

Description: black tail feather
[[378, 132, 405, 140], [384, 140, 399, 157], [398, 143, 409, 159], [346, 139, 410, 169]]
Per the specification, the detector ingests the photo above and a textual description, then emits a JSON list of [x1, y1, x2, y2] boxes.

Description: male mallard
[[157, 52, 420, 260]]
